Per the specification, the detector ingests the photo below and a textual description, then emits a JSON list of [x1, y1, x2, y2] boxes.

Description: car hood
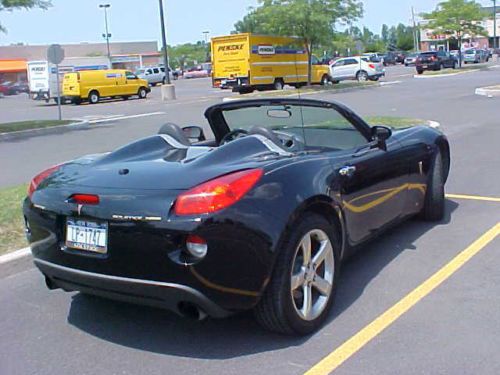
[[39, 135, 287, 192]]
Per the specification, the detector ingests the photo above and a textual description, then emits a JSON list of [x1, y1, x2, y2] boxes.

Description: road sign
[[47, 44, 65, 64], [47, 44, 64, 120]]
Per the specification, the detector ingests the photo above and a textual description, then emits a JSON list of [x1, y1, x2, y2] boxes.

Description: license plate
[[65, 218, 108, 253], [422, 65, 428, 68]]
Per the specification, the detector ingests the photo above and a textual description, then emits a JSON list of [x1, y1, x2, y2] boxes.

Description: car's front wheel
[[254, 214, 340, 335]]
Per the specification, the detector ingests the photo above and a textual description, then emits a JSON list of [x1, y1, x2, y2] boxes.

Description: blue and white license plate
[[65, 218, 108, 253]]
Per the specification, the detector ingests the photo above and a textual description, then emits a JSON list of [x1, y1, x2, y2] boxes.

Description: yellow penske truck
[[211, 33, 330, 93]]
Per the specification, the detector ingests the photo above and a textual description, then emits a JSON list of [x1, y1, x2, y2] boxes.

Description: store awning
[[0, 60, 27, 73]]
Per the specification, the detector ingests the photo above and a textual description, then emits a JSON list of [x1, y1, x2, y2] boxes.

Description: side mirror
[[182, 126, 205, 142], [371, 125, 392, 150]]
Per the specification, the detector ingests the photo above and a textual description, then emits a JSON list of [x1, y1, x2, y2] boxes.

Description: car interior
[[158, 104, 370, 153]]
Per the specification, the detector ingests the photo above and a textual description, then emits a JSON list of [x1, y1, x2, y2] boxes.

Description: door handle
[[339, 166, 356, 177]]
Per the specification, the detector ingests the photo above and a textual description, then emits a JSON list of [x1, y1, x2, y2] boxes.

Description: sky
[[0, 0, 495, 47]]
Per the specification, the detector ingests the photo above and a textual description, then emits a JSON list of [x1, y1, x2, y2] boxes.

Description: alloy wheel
[[290, 229, 335, 321]]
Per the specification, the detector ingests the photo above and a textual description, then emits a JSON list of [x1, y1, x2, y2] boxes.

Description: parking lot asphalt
[[1, 63, 499, 375]]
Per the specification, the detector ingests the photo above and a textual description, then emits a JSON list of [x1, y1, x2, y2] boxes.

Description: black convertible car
[[24, 98, 450, 335]]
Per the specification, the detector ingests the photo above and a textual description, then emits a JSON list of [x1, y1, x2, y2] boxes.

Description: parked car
[[381, 52, 397, 66], [0, 81, 21, 95], [184, 66, 210, 79], [463, 49, 489, 64], [12, 81, 29, 93], [62, 69, 150, 104], [395, 51, 407, 64], [404, 53, 419, 66], [24, 98, 450, 335], [136, 66, 178, 86], [415, 51, 457, 74], [361, 53, 383, 63], [329, 56, 385, 82]]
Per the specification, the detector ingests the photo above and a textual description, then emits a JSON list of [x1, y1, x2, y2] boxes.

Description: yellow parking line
[[446, 194, 500, 202], [304, 222, 500, 375]]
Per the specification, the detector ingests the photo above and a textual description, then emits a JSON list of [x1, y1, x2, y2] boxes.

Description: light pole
[[158, 0, 170, 85], [158, 0, 175, 100], [203, 30, 210, 62], [99, 4, 111, 59], [494, 0, 498, 49]]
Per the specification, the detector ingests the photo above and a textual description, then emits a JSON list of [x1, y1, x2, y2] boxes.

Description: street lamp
[[99, 4, 112, 59], [203, 30, 210, 44], [203, 31, 210, 62], [494, 0, 498, 49]]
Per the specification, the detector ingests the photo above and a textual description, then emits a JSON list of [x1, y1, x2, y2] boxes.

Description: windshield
[[221, 104, 367, 151], [135, 69, 145, 75], [464, 50, 475, 54]]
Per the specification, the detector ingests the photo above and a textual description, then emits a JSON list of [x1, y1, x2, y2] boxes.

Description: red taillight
[[174, 169, 264, 216], [368, 64, 375, 69], [28, 164, 62, 198], [69, 194, 100, 205]]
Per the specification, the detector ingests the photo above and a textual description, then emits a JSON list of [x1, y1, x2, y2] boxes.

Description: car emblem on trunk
[[111, 215, 162, 222]]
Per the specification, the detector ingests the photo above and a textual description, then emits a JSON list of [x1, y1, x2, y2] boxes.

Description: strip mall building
[[419, 6, 500, 51], [0, 41, 161, 83]]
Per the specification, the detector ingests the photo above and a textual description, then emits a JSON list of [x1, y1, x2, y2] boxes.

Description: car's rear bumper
[[35, 258, 231, 318]]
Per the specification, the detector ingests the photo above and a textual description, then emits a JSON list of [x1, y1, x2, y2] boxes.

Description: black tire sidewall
[[422, 150, 445, 220]]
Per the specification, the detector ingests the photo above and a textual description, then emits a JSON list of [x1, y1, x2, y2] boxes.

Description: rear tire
[[356, 71, 368, 82], [273, 79, 284, 90], [320, 75, 330, 85], [88, 91, 99, 104], [420, 150, 445, 221], [254, 214, 340, 335], [417, 69, 423, 75], [138, 87, 148, 99]]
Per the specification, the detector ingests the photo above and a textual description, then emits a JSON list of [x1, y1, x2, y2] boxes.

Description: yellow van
[[62, 69, 150, 104], [211, 33, 330, 93]]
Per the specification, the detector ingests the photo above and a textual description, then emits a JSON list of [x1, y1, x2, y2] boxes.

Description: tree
[[235, 0, 362, 84], [381, 24, 389, 44], [0, 0, 51, 32], [421, 0, 488, 67], [167, 41, 210, 70], [233, 8, 268, 34], [395, 23, 414, 51]]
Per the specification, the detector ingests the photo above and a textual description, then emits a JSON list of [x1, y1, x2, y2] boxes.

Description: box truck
[[27, 57, 110, 103], [211, 33, 330, 93]]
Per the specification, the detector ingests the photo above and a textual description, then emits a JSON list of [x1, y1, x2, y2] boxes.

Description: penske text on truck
[[211, 33, 330, 92]]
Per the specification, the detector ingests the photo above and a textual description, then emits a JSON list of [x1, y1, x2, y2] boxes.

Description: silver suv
[[136, 66, 178, 86]]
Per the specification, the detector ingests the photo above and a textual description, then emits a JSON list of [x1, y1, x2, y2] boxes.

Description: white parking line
[[87, 112, 166, 124], [380, 81, 402, 86]]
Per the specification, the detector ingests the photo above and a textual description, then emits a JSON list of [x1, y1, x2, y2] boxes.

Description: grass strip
[[0, 184, 28, 255], [0, 120, 73, 133]]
